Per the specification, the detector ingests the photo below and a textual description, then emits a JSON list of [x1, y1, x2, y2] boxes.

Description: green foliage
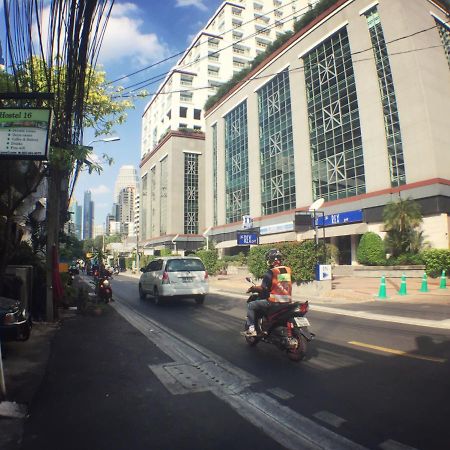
[[195, 249, 219, 275], [421, 249, 450, 278], [247, 245, 271, 280], [325, 243, 340, 265], [222, 252, 247, 266], [357, 232, 386, 265], [204, 30, 294, 112], [386, 253, 424, 266], [59, 232, 84, 261], [247, 241, 321, 283], [293, 0, 340, 34], [383, 197, 423, 257]]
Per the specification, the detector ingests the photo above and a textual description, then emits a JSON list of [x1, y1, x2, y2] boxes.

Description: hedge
[[421, 249, 450, 278], [357, 232, 386, 266]]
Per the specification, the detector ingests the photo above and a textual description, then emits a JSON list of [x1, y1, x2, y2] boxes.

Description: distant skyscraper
[[114, 165, 139, 203], [71, 200, 82, 240], [83, 190, 94, 240]]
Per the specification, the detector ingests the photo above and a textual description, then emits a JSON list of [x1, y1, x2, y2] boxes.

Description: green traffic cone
[[398, 273, 407, 296], [377, 275, 387, 299], [439, 270, 447, 289], [419, 272, 429, 292]]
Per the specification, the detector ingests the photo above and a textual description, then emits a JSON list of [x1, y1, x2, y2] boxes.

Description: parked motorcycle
[[243, 278, 314, 362], [97, 278, 113, 303]]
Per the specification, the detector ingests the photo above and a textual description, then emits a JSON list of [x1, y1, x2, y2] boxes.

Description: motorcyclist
[[245, 248, 293, 336]]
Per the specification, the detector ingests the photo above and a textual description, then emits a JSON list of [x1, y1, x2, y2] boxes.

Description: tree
[[357, 232, 386, 265], [0, 1, 144, 318], [383, 197, 423, 257]]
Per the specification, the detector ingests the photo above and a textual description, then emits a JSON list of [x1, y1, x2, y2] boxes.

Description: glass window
[[435, 18, 450, 70], [180, 107, 187, 118], [257, 69, 296, 215], [303, 28, 366, 202], [165, 258, 205, 272], [184, 153, 199, 234], [160, 157, 168, 235], [194, 109, 202, 120], [365, 7, 405, 187], [224, 101, 249, 223], [212, 124, 218, 226]]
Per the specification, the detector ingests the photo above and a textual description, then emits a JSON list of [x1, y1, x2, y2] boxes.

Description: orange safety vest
[[268, 266, 292, 303]]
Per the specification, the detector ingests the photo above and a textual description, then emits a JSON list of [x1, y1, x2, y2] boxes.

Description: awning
[[259, 231, 298, 244], [215, 240, 237, 249], [298, 222, 368, 240]]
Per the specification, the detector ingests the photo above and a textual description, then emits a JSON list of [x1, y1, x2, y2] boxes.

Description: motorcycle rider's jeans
[[247, 299, 271, 326]]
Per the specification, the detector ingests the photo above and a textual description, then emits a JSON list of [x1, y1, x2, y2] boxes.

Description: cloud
[[90, 184, 111, 195], [175, 0, 208, 11], [99, 3, 171, 66]]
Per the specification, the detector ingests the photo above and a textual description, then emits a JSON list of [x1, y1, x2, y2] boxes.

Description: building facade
[[140, 0, 319, 252], [82, 190, 94, 240], [204, 0, 450, 262]]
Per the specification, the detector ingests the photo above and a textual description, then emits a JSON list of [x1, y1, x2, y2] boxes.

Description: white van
[[139, 257, 209, 305]]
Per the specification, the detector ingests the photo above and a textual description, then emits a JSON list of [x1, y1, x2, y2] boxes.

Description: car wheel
[[195, 295, 205, 305], [154, 288, 164, 306], [139, 284, 146, 300], [17, 319, 32, 341]]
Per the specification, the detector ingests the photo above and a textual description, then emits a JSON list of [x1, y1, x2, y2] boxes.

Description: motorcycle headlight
[[102, 280, 110, 287]]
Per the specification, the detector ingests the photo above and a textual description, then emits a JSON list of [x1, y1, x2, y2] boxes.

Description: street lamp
[[87, 136, 120, 146]]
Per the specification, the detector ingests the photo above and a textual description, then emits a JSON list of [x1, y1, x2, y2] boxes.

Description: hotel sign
[[0, 108, 52, 160]]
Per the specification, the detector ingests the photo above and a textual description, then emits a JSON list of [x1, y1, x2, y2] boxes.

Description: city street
[[19, 274, 450, 450]]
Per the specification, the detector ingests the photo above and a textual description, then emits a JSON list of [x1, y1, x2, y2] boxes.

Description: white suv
[[139, 257, 209, 305]]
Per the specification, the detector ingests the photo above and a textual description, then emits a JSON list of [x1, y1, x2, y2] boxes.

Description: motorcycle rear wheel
[[287, 334, 307, 362]]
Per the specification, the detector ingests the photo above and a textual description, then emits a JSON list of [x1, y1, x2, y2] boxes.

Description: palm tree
[[383, 197, 423, 257]]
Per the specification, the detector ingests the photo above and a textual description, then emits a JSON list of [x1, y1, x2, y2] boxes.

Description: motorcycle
[[243, 277, 314, 362], [97, 277, 113, 303]]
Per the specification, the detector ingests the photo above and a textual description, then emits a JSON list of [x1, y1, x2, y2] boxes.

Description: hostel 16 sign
[[0, 108, 52, 160]]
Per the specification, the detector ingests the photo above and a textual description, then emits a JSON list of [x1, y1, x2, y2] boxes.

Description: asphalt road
[[21, 275, 450, 450]]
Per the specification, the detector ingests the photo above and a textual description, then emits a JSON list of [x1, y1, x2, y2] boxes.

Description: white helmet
[[102, 279, 110, 287]]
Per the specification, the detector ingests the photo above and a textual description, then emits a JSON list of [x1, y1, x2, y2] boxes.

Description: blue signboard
[[316, 209, 363, 227], [237, 232, 259, 245]]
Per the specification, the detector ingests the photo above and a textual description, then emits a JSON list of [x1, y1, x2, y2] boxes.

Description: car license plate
[[182, 277, 193, 283], [294, 317, 310, 327]]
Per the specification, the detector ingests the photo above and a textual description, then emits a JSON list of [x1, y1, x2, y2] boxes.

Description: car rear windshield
[[165, 259, 205, 272]]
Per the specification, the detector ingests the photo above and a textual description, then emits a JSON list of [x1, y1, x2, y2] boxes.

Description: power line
[[112, 22, 447, 99], [115, 4, 308, 96], [107, 0, 302, 86]]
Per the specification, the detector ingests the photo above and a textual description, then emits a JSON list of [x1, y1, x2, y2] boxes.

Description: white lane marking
[[208, 288, 450, 330], [314, 411, 346, 428], [111, 300, 368, 450], [379, 439, 419, 450], [267, 387, 294, 400]]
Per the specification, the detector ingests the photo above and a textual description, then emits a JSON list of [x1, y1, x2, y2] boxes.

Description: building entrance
[[337, 235, 352, 265]]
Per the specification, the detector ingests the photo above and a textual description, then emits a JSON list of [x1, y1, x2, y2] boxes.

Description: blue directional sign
[[237, 232, 259, 245], [316, 209, 363, 227]]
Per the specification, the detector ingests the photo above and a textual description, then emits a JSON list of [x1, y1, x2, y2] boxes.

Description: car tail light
[[300, 302, 309, 314], [4, 313, 16, 324], [204, 271, 209, 280], [162, 271, 170, 284]]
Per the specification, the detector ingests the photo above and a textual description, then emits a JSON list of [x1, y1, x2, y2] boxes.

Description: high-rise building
[[139, 0, 313, 251], [140, 0, 312, 158], [118, 186, 136, 236], [72, 201, 82, 240], [114, 165, 139, 203], [82, 190, 94, 240]]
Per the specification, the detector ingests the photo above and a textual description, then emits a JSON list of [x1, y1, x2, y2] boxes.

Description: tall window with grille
[[435, 18, 450, 69], [212, 124, 218, 226], [150, 166, 156, 236], [224, 101, 249, 223], [160, 157, 168, 235], [140, 173, 148, 240], [303, 28, 366, 202], [365, 7, 405, 187], [184, 153, 199, 234], [257, 69, 296, 215]]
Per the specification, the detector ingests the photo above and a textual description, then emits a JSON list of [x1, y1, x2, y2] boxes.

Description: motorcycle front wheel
[[243, 321, 259, 346]]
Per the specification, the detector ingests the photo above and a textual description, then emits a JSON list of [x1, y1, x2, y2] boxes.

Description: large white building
[[114, 165, 139, 203], [140, 0, 317, 250], [203, 0, 450, 262]]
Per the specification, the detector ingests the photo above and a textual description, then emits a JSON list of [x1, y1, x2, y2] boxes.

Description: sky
[[73, 0, 223, 225]]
